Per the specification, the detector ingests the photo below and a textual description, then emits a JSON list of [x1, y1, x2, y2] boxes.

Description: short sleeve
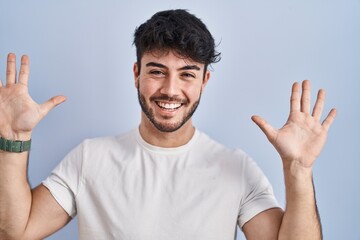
[[237, 154, 280, 227], [42, 142, 84, 218]]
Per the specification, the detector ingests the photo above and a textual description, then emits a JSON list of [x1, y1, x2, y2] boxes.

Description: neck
[[139, 116, 195, 148]]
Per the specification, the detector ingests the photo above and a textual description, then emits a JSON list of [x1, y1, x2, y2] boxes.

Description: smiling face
[[134, 50, 210, 134]]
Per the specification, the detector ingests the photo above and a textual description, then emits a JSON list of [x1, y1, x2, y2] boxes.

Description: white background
[[1, 0, 359, 239]]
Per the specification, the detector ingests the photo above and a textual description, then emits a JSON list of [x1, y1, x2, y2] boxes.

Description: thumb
[[39, 95, 67, 118], [251, 115, 277, 143]]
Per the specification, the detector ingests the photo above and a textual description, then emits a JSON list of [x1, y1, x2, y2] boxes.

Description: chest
[[76, 152, 241, 239]]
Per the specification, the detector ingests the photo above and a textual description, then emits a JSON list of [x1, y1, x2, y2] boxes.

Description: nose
[[159, 74, 180, 97]]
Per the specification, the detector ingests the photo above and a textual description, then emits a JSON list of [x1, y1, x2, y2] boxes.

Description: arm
[[244, 80, 336, 239], [0, 53, 69, 239]]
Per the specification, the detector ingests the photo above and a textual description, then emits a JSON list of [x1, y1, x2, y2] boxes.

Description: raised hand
[[0, 53, 66, 140], [252, 80, 336, 168]]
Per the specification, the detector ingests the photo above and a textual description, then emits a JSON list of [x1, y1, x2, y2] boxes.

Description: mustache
[[150, 94, 188, 104]]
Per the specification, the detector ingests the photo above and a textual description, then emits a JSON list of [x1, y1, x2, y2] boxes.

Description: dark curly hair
[[133, 9, 221, 75]]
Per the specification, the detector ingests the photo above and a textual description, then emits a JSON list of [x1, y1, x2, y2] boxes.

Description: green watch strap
[[0, 137, 31, 153]]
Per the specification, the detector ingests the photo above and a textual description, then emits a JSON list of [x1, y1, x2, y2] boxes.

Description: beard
[[137, 84, 201, 133]]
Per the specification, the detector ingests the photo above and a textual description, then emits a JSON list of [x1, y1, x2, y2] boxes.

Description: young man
[[0, 9, 336, 240]]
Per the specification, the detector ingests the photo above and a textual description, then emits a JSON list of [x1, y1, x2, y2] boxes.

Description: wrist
[[283, 160, 314, 193], [0, 129, 32, 141], [282, 156, 314, 175]]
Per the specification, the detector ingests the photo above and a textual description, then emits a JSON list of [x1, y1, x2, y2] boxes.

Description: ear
[[133, 62, 139, 88], [201, 70, 211, 92]]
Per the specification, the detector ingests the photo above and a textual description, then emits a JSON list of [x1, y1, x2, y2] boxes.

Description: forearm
[[0, 150, 32, 239], [278, 160, 322, 240]]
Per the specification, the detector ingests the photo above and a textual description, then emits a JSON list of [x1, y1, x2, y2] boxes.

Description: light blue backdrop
[[1, 0, 359, 239]]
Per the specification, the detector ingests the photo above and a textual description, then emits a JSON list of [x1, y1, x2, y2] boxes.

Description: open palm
[[252, 80, 336, 168], [0, 54, 66, 140]]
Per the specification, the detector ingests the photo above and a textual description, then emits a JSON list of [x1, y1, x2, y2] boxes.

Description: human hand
[[0, 53, 66, 140], [252, 80, 336, 169]]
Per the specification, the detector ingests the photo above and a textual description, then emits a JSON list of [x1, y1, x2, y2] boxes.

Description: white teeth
[[157, 102, 181, 109]]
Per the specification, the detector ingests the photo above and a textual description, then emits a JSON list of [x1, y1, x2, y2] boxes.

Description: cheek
[[186, 83, 203, 98], [139, 80, 158, 97]]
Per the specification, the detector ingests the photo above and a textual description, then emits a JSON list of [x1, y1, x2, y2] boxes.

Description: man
[[0, 9, 336, 240]]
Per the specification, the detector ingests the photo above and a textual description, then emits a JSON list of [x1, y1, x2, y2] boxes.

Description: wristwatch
[[0, 137, 31, 153]]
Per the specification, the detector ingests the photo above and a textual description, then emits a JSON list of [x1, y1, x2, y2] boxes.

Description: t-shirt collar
[[135, 127, 200, 154]]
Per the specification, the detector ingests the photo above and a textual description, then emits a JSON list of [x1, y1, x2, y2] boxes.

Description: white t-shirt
[[43, 129, 279, 240]]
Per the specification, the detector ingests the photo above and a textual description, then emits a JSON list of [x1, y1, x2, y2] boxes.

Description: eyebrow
[[145, 62, 201, 71], [179, 65, 201, 71]]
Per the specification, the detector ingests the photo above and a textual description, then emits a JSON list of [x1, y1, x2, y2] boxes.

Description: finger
[[18, 55, 30, 86], [290, 82, 301, 113], [251, 115, 277, 143], [312, 89, 325, 121], [6, 53, 17, 85], [0, 79, 3, 87], [322, 108, 337, 131], [39, 95, 67, 118], [300, 80, 311, 114]]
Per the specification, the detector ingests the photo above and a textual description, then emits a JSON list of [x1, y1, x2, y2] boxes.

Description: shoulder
[[67, 129, 139, 175], [192, 130, 262, 180], [195, 130, 251, 162], [193, 130, 273, 195], [80, 129, 137, 151]]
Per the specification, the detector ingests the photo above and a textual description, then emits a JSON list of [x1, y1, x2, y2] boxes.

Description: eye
[[149, 70, 164, 76], [181, 72, 196, 79]]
